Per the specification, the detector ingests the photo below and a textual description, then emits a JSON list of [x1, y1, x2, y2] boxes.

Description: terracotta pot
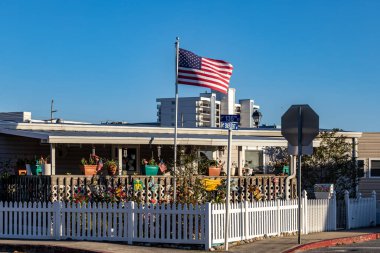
[[208, 166, 221, 176], [80, 165, 97, 176]]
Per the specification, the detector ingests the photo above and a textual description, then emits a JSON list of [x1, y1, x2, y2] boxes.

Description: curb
[[0, 243, 103, 253], [283, 232, 380, 253]]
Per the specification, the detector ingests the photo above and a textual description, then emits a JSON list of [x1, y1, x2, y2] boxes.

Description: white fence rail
[[0, 201, 209, 248], [0, 190, 376, 249], [345, 190, 376, 229], [211, 191, 336, 244], [211, 199, 301, 244], [306, 196, 336, 233]]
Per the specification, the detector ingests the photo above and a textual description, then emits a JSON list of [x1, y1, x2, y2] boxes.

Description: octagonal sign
[[281, 104, 319, 146]]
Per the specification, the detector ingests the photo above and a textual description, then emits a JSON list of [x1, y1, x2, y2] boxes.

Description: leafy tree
[[302, 129, 357, 198]]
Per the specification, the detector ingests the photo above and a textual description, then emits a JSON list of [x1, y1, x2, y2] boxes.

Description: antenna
[[50, 99, 58, 123]]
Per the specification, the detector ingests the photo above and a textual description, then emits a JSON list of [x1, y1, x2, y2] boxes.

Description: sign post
[[281, 105, 319, 245], [221, 114, 240, 251]]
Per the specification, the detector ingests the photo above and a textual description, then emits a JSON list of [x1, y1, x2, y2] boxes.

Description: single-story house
[[0, 112, 362, 178]]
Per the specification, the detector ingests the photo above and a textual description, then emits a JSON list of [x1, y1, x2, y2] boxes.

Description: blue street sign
[[221, 122, 238, 130], [221, 114, 240, 123]]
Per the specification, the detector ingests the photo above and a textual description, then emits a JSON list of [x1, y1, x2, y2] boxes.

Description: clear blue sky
[[0, 1, 379, 132]]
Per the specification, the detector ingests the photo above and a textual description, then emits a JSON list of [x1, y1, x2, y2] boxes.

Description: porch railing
[[0, 175, 295, 203]]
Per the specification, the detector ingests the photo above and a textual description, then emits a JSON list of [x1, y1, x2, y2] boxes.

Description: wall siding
[[358, 132, 380, 200]]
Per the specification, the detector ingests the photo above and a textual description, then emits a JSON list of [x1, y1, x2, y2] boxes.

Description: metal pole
[[173, 37, 180, 202], [297, 106, 303, 244], [51, 100, 53, 123], [224, 127, 232, 251]]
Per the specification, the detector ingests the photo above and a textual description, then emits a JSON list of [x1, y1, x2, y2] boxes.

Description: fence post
[[372, 191, 377, 227], [244, 201, 249, 240], [331, 191, 337, 231], [302, 190, 308, 235], [53, 201, 61, 240], [127, 201, 135, 245], [345, 190, 351, 229], [276, 199, 281, 236], [205, 203, 212, 251]]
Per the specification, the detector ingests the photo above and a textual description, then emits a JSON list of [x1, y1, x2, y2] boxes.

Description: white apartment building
[[156, 88, 260, 128], [157, 92, 220, 128]]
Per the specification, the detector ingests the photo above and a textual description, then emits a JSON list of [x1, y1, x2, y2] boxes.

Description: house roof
[[0, 121, 362, 147]]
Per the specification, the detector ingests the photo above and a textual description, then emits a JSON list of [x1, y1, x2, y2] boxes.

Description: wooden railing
[[0, 175, 296, 203]]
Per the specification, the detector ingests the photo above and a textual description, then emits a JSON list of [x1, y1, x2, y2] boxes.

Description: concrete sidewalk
[[229, 227, 380, 253], [0, 227, 379, 253]]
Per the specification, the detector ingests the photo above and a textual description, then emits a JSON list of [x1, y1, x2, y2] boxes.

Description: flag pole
[[173, 37, 180, 202]]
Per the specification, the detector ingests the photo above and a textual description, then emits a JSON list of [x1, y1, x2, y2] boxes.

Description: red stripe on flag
[[178, 69, 230, 84], [177, 80, 228, 94], [178, 75, 229, 89]]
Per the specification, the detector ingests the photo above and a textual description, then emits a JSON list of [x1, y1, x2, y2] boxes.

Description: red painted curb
[[282, 232, 380, 253]]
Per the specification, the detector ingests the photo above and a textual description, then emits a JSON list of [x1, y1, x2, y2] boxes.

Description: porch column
[[352, 137, 359, 196], [238, 146, 243, 176], [50, 143, 56, 175], [118, 145, 122, 176]]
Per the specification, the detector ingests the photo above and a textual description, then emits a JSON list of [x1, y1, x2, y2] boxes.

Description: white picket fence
[[0, 190, 376, 249], [0, 202, 209, 247], [345, 190, 377, 229], [211, 191, 336, 244]]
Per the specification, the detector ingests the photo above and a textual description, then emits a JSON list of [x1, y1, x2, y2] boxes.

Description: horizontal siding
[[359, 178, 380, 200], [0, 133, 112, 175], [358, 132, 380, 158], [0, 133, 50, 174]]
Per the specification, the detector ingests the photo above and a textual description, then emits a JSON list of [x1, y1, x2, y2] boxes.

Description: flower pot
[[17, 168, 27, 175], [80, 165, 97, 176], [25, 164, 31, 175], [42, 164, 51, 175], [208, 166, 221, 176], [145, 165, 159, 176], [230, 166, 236, 176], [245, 168, 253, 176], [30, 164, 42, 175]]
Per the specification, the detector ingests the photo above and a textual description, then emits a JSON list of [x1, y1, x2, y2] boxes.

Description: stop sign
[[281, 104, 319, 146]]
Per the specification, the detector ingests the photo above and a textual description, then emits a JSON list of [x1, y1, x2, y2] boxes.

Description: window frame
[[369, 158, 380, 178], [356, 158, 366, 178]]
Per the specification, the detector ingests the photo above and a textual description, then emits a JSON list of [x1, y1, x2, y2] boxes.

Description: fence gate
[[336, 199, 346, 229]]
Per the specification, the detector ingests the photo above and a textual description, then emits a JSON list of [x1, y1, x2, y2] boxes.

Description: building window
[[244, 150, 263, 173], [369, 159, 380, 177], [357, 159, 365, 178]]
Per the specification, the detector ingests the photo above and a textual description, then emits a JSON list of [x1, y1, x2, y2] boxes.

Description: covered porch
[[0, 122, 291, 176]]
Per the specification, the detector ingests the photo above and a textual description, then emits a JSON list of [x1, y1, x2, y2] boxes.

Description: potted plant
[[39, 156, 51, 175], [27, 159, 42, 175], [142, 158, 159, 176], [208, 159, 222, 176], [80, 155, 100, 176], [104, 160, 118, 176], [244, 162, 253, 176], [231, 161, 238, 176]]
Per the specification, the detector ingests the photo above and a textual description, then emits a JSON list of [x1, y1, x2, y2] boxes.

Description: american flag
[[177, 48, 233, 94]]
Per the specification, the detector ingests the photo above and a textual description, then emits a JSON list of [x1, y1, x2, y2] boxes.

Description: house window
[[369, 159, 380, 177], [245, 150, 263, 173], [357, 159, 365, 178]]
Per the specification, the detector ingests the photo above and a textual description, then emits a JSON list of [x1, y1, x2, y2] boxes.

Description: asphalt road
[[305, 239, 380, 252]]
